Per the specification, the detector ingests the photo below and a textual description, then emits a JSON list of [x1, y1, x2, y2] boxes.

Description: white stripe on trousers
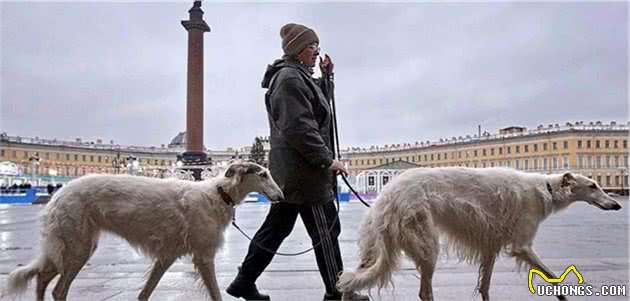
[[312, 205, 337, 290], [316, 206, 340, 274]]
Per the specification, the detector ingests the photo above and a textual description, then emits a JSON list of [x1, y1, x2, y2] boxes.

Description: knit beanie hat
[[280, 23, 319, 56]]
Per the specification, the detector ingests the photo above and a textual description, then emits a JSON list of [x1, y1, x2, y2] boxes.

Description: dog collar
[[217, 185, 235, 207]]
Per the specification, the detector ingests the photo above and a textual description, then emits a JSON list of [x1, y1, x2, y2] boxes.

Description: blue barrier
[[245, 192, 351, 203], [0, 188, 38, 204]]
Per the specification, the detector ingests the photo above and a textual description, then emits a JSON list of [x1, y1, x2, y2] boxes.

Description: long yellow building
[[342, 121, 629, 193], [0, 132, 264, 184]]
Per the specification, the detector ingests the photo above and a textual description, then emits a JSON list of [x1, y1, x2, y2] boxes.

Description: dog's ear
[[225, 162, 262, 179], [225, 163, 246, 178], [561, 172, 576, 187]]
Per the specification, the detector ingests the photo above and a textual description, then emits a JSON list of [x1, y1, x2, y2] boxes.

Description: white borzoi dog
[[4, 161, 283, 301], [337, 167, 621, 301]]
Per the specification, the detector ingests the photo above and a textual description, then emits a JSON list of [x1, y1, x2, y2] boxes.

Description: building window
[[606, 176, 611, 186], [614, 140, 619, 148], [533, 144, 538, 152], [490, 148, 494, 156], [596, 140, 600, 148], [597, 175, 602, 186], [543, 143, 548, 151], [596, 156, 602, 168], [490, 161, 495, 167], [516, 145, 520, 153], [578, 155, 583, 169], [524, 145, 529, 153], [386, 158, 389, 164], [624, 140, 628, 149], [368, 176, 375, 186], [563, 141, 568, 149], [382, 176, 389, 186], [473, 150, 478, 157], [553, 142, 557, 150], [405, 157, 409, 162], [424, 155, 428, 161], [482, 149, 486, 156], [524, 159, 529, 170], [615, 156, 619, 168], [552, 157, 558, 169], [625, 155, 629, 168], [515, 160, 520, 169], [507, 146, 511, 154], [361, 159, 364, 165], [605, 140, 610, 148], [587, 155, 592, 168], [625, 176, 629, 186], [98, 156, 102, 163], [499, 147, 503, 155], [563, 155, 569, 169], [0, 150, 4, 157], [587, 140, 591, 148], [380, 158, 383, 164], [578, 140, 582, 148], [74, 154, 79, 161], [437, 154, 441, 160], [431, 154, 434, 161], [90, 155, 94, 162], [533, 159, 538, 170], [615, 176, 620, 186], [606, 156, 611, 168]]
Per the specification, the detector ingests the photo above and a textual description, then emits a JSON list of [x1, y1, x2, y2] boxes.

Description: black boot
[[323, 291, 369, 301], [226, 268, 270, 301]]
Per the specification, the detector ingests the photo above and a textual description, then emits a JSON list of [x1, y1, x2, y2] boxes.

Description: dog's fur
[[337, 167, 621, 301], [4, 161, 283, 301]]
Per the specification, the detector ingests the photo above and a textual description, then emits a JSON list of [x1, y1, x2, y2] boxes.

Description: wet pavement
[[0, 198, 627, 301]]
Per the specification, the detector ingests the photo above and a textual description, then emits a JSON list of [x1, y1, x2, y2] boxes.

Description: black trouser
[[238, 201, 343, 294]]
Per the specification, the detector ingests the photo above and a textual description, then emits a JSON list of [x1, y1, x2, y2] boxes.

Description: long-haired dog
[[337, 167, 621, 301], [4, 161, 283, 301]]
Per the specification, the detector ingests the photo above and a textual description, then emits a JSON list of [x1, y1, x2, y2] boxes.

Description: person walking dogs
[[226, 23, 369, 301]]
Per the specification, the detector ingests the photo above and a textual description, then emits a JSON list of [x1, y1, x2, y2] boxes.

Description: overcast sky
[[1, 1, 627, 151]]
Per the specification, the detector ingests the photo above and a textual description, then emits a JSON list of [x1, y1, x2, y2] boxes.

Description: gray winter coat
[[262, 57, 335, 205]]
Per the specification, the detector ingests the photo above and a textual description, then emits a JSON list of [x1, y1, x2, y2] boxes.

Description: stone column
[[181, 0, 211, 180]]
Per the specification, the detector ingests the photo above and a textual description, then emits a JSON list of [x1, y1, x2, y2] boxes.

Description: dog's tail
[[337, 208, 400, 293], [3, 191, 66, 298], [3, 256, 46, 297]]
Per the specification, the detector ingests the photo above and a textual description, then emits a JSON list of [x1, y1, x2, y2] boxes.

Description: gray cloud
[[1, 2, 627, 150]]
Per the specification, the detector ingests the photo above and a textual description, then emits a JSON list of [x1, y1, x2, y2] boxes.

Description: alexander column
[[181, 0, 211, 180]]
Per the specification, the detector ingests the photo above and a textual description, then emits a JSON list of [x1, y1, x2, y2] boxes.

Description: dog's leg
[[512, 247, 567, 301], [401, 223, 438, 301], [478, 254, 497, 301], [193, 253, 222, 301], [52, 241, 94, 300], [36, 260, 59, 301], [138, 257, 176, 300]]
